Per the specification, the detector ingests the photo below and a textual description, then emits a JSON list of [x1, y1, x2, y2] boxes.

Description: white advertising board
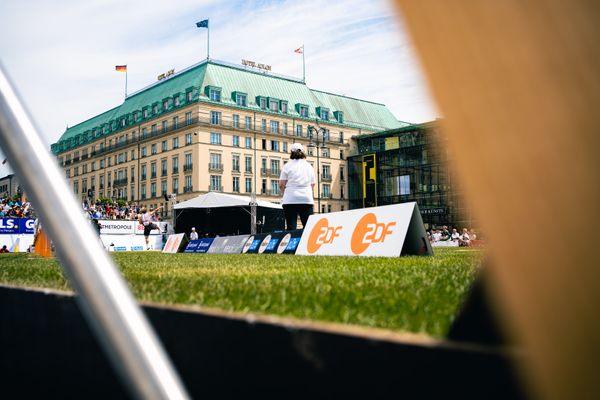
[[98, 220, 168, 235], [295, 202, 432, 257], [162, 233, 187, 253], [0, 234, 35, 253], [100, 234, 163, 251]]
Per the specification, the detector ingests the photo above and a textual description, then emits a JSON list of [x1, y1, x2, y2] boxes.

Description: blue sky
[[0, 0, 437, 177]]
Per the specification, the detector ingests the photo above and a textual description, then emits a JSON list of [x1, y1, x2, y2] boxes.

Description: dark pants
[[283, 204, 313, 230]]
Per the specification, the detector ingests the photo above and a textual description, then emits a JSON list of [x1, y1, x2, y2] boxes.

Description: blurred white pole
[[0, 62, 189, 400]]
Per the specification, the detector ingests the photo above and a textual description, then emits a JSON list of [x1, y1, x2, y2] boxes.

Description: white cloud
[[0, 0, 438, 152]]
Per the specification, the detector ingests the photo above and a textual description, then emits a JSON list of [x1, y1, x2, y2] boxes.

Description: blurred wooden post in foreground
[[394, 1, 600, 399], [34, 228, 52, 257]]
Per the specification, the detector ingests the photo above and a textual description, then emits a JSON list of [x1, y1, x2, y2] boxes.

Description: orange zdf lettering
[[307, 218, 342, 253], [362, 221, 396, 244], [351, 213, 396, 255]]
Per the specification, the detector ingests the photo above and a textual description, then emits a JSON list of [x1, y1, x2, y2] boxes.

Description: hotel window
[[186, 90, 192, 102], [151, 144, 157, 155], [245, 137, 252, 148], [185, 153, 193, 169], [270, 159, 280, 175], [322, 184, 331, 198], [339, 131, 344, 143], [141, 185, 146, 200], [161, 159, 167, 176], [174, 96, 180, 107], [173, 116, 179, 130], [151, 162, 156, 179], [143, 109, 149, 118], [100, 159, 105, 168], [66, 169, 70, 178], [211, 111, 221, 125], [322, 165, 331, 179], [152, 104, 158, 114], [232, 114, 240, 128], [323, 129, 330, 142], [270, 120, 279, 133], [340, 185, 345, 199], [340, 165, 345, 181], [73, 181, 79, 195], [151, 124, 157, 135], [172, 136, 179, 149], [320, 110, 329, 121], [245, 116, 252, 129], [210, 132, 222, 145], [259, 97, 267, 110], [172, 177, 179, 193], [120, 118, 126, 127], [269, 99, 279, 112], [340, 149, 345, 160], [185, 175, 192, 192], [232, 155, 240, 172], [245, 156, 252, 172], [142, 128, 148, 139], [299, 105, 308, 118], [162, 100, 168, 111], [236, 93, 247, 107], [335, 111, 344, 123], [161, 180, 167, 196], [161, 140, 168, 152], [209, 88, 221, 102], [232, 176, 240, 193], [271, 141, 279, 152], [261, 119, 267, 132], [210, 175, 222, 191], [261, 179, 267, 194], [245, 177, 252, 193], [281, 101, 288, 114], [283, 122, 288, 135], [150, 182, 156, 198], [295, 125, 303, 136], [271, 180, 279, 195], [141, 164, 147, 180], [131, 150, 135, 160], [185, 111, 192, 125], [322, 148, 329, 158], [210, 153, 222, 170], [283, 142, 288, 152], [232, 135, 240, 147], [172, 156, 179, 173], [185, 133, 192, 145], [262, 139, 267, 150]]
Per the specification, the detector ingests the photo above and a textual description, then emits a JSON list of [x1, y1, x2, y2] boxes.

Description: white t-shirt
[[279, 159, 315, 205]]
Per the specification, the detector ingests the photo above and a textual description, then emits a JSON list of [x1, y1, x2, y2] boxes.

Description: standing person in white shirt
[[189, 227, 199, 240], [279, 143, 315, 230]]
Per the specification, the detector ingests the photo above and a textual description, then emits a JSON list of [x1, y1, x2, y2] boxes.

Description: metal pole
[[0, 63, 189, 400]]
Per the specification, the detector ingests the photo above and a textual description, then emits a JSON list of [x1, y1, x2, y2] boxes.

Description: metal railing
[[208, 163, 223, 172], [0, 61, 189, 399]]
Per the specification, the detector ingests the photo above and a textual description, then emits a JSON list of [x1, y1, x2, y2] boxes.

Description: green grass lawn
[[0, 248, 483, 337]]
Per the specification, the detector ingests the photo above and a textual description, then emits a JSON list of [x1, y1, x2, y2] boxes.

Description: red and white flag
[[294, 46, 303, 54]]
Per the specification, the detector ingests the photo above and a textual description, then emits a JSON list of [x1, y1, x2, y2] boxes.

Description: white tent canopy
[[173, 191, 282, 210]]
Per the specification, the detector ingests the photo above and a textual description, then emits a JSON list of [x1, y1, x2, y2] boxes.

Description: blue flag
[[196, 19, 208, 28]]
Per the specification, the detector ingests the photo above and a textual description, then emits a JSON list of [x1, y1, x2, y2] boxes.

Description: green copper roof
[[52, 59, 406, 154]]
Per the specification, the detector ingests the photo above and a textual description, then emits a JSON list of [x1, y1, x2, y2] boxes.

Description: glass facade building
[[348, 121, 474, 228]]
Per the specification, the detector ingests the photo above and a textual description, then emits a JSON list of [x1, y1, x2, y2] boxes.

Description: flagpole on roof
[[196, 19, 210, 61], [302, 45, 305, 83]]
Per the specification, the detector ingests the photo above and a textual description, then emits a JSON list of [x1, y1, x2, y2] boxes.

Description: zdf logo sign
[[350, 213, 396, 255], [307, 218, 342, 254]]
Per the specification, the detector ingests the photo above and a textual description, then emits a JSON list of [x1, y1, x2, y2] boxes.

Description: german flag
[[115, 65, 127, 72]]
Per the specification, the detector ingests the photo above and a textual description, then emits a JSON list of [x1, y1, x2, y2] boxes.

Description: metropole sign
[[296, 202, 432, 257]]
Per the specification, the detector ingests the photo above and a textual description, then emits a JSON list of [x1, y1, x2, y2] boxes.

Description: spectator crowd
[[0, 196, 35, 218], [427, 226, 478, 247], [83, 200, 163, 223]]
